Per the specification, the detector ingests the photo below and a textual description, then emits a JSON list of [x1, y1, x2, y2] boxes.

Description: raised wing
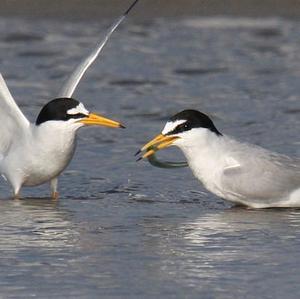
[[0, 74, 30, 156], [58, 0, 140, 98]]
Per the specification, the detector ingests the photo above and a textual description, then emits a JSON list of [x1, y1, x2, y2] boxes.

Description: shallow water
[[0, 16, 299, 298]]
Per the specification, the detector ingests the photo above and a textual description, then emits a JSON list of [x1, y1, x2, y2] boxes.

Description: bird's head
[[36, 98, 125, 129], [137, 110, 222, 159]]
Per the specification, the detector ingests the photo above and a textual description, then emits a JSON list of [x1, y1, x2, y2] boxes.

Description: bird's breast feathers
[[3, 124, 78, 187]]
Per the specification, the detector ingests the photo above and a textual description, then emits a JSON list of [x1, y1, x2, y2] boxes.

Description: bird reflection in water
[[0, 199, 78, 250]]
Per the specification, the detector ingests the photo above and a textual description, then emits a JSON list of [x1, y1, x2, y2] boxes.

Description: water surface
[[0, 16, 299, 298]]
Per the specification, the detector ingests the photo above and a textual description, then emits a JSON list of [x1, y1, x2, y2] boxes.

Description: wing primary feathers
[[58, 0, 140, 98], [0, 73, 30, 157], [0, 73, 29, 128], [124, 0, 140, 15]]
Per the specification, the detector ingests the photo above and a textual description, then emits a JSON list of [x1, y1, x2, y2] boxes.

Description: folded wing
[[222, 147, 300, 200]]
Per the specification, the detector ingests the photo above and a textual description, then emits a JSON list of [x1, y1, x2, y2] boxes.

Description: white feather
[[172, 128, 300, 208], [67, 103, 89, 115], [162, 120, 186, 135], [0, 74, 29, 158]]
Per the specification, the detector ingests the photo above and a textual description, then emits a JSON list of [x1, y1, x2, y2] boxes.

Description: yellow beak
[[78, 113, 125, 128], [137, 133, 179, 160]]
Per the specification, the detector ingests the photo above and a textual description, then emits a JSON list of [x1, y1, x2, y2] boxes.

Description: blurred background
[[1, 0, 300, 19]]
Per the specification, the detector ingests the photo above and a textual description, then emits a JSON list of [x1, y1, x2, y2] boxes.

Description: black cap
[[36, 98, 87, 125], [166, 110, 222, 136]]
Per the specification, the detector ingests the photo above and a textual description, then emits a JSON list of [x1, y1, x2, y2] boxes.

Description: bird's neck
[[176, 133, 229, 187], [179, 131, 226, 160], [30, 123, 79, 160]]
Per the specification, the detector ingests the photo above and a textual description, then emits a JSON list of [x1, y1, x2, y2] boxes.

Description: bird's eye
[[174, 122, 190, 133], [180, 122, 190, 131]]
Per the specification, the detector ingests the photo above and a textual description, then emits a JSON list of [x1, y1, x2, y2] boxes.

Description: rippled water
[[0, 16, 299, 298]]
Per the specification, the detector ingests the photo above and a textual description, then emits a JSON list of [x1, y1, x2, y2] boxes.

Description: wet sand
[[0, 0, 300, 20]]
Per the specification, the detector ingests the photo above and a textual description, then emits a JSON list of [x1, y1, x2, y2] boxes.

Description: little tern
[[0, 0, 140, 199], [137, 110, 300, 208]]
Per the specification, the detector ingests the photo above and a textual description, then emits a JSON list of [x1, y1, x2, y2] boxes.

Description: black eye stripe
[[66, 113, 87, 120], [166, 121, 191, 135]]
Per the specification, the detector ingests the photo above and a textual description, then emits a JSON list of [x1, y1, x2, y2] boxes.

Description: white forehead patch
[[162, 119, 186, 135], [67, 102, 89, 115]]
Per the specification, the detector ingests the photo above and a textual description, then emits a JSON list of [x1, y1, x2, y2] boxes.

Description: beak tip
[[119, 124, 126, 129], [135, 149, 141, 156], [136, 157, 142, 162]]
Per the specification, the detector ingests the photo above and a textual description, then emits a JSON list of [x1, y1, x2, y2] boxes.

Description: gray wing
[[0, 74, 29, 158], [58, 0, 139, 98], [221, 144, 300, 200]]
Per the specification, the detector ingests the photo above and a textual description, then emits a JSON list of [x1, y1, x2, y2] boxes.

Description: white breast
[[2, 122, 78, 188], [175, 129, 228, 197]]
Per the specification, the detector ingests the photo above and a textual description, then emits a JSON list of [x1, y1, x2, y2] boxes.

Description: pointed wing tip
[[124, 0, 140, 16]]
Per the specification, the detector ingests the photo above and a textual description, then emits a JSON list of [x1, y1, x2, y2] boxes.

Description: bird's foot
[[13, 193, 20, 200], [51, 191, 59, 200]]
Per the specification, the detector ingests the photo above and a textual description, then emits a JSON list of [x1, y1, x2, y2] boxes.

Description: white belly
[[23, 145, 76, 186]]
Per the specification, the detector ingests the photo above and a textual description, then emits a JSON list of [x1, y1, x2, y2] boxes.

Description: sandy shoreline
[[0, 0, 300, 20]]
